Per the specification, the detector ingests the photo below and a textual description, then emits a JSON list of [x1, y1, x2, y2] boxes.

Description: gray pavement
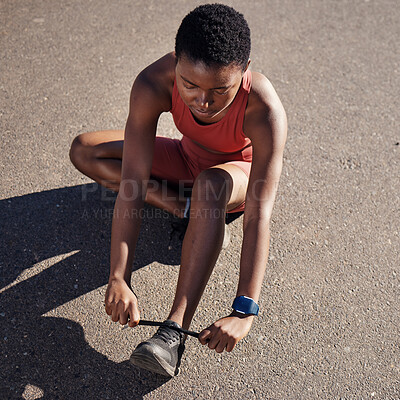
[[1, 0, 399, 399]]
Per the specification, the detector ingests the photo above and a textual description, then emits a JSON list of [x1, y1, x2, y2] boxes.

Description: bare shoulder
[[131, 52, 176, 114], [244, 71, 287, 148]]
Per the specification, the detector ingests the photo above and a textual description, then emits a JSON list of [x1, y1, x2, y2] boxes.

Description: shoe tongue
[[157, 320, 182, 342], [162, 319, 182, 329]]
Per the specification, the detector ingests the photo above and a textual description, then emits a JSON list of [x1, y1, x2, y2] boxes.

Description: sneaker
[[169, 218, 189, 242], [130, 320, 186, 377], [222, 224, 231, 249]]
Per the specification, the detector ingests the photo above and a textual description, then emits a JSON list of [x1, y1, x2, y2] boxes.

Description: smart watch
[[232, 295, 259, 316]]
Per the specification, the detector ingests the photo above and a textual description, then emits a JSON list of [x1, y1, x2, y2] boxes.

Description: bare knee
[[192, 168, 233, 210], [69, 134, 93, 171]]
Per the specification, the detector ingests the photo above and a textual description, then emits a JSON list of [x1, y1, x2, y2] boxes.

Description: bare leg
[[167, 164, 249, 329], [70, 131, 250, 329], [69, 130, 187, 217]]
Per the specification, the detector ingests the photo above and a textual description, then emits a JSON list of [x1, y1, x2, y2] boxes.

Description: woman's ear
[[243, 59, 251, 73]]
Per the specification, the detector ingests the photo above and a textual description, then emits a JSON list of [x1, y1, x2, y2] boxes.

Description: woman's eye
[[184, 84, 195, 89], [216, 91, 228, 96]]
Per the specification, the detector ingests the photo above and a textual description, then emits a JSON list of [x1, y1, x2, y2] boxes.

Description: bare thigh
[[77, 130, 125, 158]]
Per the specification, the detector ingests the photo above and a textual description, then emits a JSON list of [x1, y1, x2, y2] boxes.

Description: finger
[[128, 318, 139, 328], [111, 305, 119, 322], [215, 337, 228, 353], [104, 296, 113, 315], [105, 302, 112, 316], [226, 338, 236, 352], [207, 332, 222, 350], [119, 313, 128, 325], [128, 304, 140, 327], [198, 329, 212, 345], [118, 301, 128, 325]]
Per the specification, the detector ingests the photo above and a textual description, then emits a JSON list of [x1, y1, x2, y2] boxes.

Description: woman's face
[[175, 55, 246, 124]]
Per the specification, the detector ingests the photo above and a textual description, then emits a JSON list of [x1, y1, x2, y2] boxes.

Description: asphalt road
[[1, 0, 399, 399]]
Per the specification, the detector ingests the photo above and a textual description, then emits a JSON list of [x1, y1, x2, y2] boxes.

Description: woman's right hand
[[105, 278, 140, 327]]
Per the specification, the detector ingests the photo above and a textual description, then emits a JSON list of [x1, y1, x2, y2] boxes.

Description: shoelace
[[155, 324, 183, 344], [124, 319, 199, 338]]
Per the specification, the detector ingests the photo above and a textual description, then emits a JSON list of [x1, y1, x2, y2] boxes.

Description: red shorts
[[151, 136, 252, 213]]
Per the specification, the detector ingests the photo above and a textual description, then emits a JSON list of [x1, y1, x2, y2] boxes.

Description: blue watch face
[[232, 296, 259, 315]]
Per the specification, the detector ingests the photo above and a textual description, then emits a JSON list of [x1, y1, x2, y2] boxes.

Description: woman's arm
[[237, 77, 287, 302], [198, 73, 287, 351], [105, 57, 173, 327]]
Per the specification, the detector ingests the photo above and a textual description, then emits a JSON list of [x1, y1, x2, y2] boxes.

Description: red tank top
[[170, 70, 252, 153]]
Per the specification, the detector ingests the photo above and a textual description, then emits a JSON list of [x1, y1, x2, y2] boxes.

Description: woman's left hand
[[198, 312, 254, 353]]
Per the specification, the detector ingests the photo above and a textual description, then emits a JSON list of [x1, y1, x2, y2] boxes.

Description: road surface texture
[[1, 0, 399, 399]]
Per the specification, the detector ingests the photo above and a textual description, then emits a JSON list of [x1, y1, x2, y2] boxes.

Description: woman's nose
[[197, 92, 213, 107]]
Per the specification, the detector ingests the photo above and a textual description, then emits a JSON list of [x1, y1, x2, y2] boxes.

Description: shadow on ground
[[0, 184, 185, 399]]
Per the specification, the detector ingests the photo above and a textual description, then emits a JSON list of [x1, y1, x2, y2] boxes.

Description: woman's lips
[[191, 107, 215, 117]]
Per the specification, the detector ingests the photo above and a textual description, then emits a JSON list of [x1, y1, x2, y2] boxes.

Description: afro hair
[[175, 4, 251, 71]]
